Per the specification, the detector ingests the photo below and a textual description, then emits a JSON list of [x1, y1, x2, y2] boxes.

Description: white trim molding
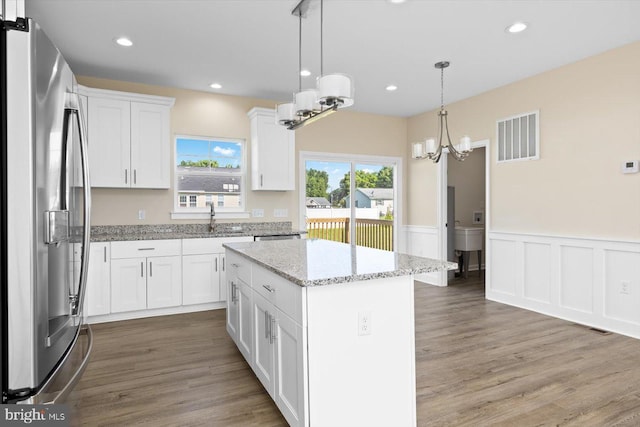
[[487, 231, 640, 339]]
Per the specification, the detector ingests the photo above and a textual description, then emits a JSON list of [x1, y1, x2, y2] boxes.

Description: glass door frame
[[299, 151, 403, 251]]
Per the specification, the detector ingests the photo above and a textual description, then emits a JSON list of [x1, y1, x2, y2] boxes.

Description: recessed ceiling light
[[115, 37, 133, 47], [506, 22, 528, 33], [385, 85, 398, 92], [388, 0, 407, 3], [210, 83, 222, 89], [300, 69, 311, 77]]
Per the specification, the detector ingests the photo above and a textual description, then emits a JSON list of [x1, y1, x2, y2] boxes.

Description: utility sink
[[454, 226, 484, 251]]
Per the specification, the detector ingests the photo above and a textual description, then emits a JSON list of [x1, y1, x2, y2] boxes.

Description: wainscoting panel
[[523, 242, 551, 304], [401, 226, 443, 286], [487, 232, 640, 339], [489, 239, 517, 296], [559, 245, 594, 314], [604, 249, 640, 325]]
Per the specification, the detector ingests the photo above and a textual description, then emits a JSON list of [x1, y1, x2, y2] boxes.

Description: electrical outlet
[[621, 280, 631, 295], [274, 208, 288, 218], [252, 208, 264, 218], [138, 209, 145, 220], [358, 311, 372, 336]]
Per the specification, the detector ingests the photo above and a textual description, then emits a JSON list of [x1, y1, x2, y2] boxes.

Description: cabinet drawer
[[111, 239, 181, 259], [253, 264, 301, 324], [226, 251, 251, 285], [183, 236, 253, 255]]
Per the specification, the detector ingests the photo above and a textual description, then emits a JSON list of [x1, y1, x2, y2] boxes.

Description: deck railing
[[306, 217, 393, 251]]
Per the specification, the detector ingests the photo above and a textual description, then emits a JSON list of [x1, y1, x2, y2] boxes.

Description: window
[[497, 111, 539, 162], [175, 136, 245, 214]]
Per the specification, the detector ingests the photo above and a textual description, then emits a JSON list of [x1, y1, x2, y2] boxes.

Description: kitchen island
[[224, 239, 456, 427]]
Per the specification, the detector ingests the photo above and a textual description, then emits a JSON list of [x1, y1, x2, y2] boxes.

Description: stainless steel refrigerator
[[1, 13, 92, 404]]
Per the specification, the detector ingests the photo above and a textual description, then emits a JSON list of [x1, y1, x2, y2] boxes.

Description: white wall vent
[[496, 111, 539, 162]]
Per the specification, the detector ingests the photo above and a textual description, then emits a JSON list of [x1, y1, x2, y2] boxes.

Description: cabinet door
[[111, 258, 146, 313], [226, 278, 240, 342], [250, 110, 295, 191], [182, 254, 220, 305], [252, 292, 275, 397], [237, 280, 253, 363], [130, 102, 170, 189], [87, 97, 131, 188], [147, 255, 182, 309], [86, 242, 111, 317], [219, 253, 227, 301], [275, 311, 306, 427]]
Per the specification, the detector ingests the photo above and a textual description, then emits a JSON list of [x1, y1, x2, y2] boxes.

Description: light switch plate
[[252, 208, 264, 218]]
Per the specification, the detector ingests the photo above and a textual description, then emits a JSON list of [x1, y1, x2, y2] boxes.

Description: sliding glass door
[[301, 153, 400, 251]]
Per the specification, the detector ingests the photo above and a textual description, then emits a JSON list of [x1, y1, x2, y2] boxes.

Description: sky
[[305, 160, 384, 192], [176, 138, 242, 168]]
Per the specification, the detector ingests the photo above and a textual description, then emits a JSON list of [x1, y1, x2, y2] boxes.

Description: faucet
[[209, 203, 216, 233]]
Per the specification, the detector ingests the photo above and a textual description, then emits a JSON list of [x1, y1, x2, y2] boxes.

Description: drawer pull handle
[[138, 248, 155, 251], [263, 284, 275, 293]]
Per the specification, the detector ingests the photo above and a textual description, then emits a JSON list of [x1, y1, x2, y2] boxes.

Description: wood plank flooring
[[67, 277, 640, 426]]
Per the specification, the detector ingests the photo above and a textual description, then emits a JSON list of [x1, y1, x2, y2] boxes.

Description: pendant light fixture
[[412, 61, 472, 163], [276, 0, 354, 130]]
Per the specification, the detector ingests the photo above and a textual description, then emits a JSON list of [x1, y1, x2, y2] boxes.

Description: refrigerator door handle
[[68, 94, 91, 317]]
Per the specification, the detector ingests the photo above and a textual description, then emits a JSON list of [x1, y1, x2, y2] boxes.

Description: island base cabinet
[[227, 278, 253, 364], [252, 292, 307, 427], [306, 276, 416, 427], [274, 310, 306, 427]]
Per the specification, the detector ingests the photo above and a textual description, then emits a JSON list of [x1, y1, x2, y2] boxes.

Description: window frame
[[172, 134, 249, 219]]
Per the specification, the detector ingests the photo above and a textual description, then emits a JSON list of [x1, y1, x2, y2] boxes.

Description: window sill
[[170, 211, 251, 220]]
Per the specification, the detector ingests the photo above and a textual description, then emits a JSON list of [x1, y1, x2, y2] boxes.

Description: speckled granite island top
[[224, 239, 457, 287]]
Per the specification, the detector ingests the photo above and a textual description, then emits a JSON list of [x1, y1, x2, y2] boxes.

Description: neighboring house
[[345, 188, 394, 217], [177, 166, 241, 208], [306, 197, 331, 208]]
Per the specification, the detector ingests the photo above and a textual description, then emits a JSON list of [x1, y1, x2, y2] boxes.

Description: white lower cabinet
[[146, 255, 182, 309], [183, 237, 253, 305], [111, 257, 147, 313], [110, 240, 182, 314], [227, 275, 253, 363], [86, 242, 111, 316], [252, 292, 305, 427], [182, 254, 221, 305], [226, 251, 306, 427]]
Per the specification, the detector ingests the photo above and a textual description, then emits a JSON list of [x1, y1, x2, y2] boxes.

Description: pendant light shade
[[276, 102, 296, 125], [295, 89, 320, 116], [318, 73, 354, 107]]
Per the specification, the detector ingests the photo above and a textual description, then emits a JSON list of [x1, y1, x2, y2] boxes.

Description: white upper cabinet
[[130, 102, 170, 188], [247, 107, 295, 191], [81, 86, 174, 189]]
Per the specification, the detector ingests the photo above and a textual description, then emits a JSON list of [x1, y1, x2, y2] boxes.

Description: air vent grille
[[497, 111, 539, 162]]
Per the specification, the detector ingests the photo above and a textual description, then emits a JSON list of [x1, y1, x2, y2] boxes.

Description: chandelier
[[276, 0, 354, 130], [412, 61, 472, 163]]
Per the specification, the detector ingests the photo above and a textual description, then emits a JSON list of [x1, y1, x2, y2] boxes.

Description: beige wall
[[407, 41, 640, 240], [78, 76, 407, 227]]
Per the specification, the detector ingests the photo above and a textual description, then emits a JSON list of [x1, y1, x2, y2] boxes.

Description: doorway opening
[[438, 140, 489, 288]]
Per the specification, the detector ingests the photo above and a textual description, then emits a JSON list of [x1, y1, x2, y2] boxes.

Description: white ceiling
[[25, 0, 640, 117]]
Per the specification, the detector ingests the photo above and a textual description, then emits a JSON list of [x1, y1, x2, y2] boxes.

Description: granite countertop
[[90, 222, 306, 242], [224, 239, 457, 287]]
